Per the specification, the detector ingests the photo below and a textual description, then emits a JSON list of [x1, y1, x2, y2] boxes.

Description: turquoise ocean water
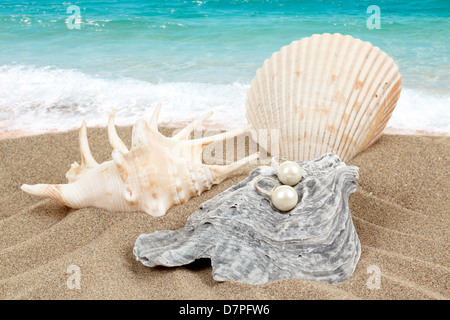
[[0, 0, 449, 135]]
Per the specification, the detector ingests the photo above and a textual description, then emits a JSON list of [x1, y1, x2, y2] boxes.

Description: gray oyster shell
[[134, 153, 361, 285]]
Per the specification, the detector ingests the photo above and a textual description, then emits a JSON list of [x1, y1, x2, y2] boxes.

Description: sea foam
[[0, 65, 249, 134], [0, 65, 448, 136]]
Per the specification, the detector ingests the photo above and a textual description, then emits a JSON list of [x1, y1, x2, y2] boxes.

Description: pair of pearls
[[255, 158, 303, 212]]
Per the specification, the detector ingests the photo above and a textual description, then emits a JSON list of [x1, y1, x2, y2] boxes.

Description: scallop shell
[[21, 104, 259, 216], [246, 33, 402, 162]]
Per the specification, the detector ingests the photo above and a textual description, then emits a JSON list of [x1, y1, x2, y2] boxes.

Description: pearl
[[270, 185, 298, 212], [277, 161, 303, 186]]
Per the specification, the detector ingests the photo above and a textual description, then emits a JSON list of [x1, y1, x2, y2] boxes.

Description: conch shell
[[21, 104, 259, 216]]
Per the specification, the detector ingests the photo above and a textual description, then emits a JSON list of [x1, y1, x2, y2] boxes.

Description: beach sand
[[0, 126, 448, 300]]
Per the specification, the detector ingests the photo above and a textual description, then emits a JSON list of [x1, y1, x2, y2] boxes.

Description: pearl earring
[[271, 157, 303, 186], [254, 177, 298, 212]]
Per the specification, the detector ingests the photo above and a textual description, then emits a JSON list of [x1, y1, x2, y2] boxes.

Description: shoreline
[[0, 119, 233, 141], [1, 124, 448, 141]]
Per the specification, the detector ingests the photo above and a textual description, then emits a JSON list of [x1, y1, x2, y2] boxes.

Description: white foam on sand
[[0, 64, 448, 137], [0, 65, 249, 135], [387, 88, 450, 135]]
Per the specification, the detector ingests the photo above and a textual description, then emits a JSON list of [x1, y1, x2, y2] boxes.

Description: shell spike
[[173, 111, 214, 141], [79, 121, 98, 168], [208, 152, 260, 184], [186, 126, 248, 149], [21, 184, 66, 206], [108, 110, 128, 153], [66, 121, 99, 182], [131, 118, 154, 150], [111, 149, 137, 204], [181, 126, 249, 164], [149, 102, 162, 131], [111, 149, 129, 183]]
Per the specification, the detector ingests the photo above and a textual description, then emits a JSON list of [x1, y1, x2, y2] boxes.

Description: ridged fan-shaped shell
[[246, 33, 402, 162]]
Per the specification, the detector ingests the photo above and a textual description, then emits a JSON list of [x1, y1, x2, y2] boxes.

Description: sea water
[[0, 0, 449, 135]]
